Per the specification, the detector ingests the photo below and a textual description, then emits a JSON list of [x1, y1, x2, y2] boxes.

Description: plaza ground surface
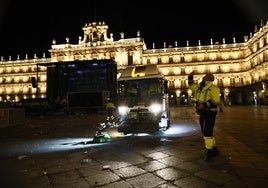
[[0, 105, 267, 187]]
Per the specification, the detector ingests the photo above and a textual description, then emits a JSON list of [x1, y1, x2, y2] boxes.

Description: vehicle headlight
[[118, 106, 128, 115], [149, 103, 162, 114]]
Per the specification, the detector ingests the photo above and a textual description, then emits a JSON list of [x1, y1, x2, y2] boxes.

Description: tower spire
[[94, 0, 97, 22]]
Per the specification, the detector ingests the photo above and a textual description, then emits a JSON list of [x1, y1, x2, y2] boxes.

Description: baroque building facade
[[0, 21, 268, 105]]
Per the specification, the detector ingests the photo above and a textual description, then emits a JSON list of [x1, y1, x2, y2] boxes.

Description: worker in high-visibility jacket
[[105, 98, 116, 117], [127, 83, 138, 97], [188, 72, 220, 162], [148, 82, 161, 95]]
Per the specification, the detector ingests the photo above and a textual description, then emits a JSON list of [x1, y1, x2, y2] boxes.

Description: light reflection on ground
[[0, 123, 198, 156], [164, 123, 198, 136], [0, 137, 106, 156]]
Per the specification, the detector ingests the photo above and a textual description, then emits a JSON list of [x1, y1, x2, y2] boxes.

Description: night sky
[[0, 0, 267, 59]]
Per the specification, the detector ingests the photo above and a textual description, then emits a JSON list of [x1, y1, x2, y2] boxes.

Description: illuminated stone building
[[0, 20, 268, 105]]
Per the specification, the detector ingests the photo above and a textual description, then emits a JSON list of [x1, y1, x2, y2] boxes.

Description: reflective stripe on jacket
[[189, 81, 220, 106]]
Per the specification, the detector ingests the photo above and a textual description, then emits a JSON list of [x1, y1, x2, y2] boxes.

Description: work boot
[[204, 149, 213, 162], [212, 146, 220, 157]]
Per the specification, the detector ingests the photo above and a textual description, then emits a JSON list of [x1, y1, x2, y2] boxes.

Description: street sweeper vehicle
[[93, 64, 170, 142], [116, 64, 170, 135]]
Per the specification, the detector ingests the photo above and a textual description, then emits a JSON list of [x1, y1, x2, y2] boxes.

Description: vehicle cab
[[117, 65, 170, 134]]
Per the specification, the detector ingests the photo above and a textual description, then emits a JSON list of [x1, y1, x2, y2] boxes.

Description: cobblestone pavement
[[0, 105, 267, 187]]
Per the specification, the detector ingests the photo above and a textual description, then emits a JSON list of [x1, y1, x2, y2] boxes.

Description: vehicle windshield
[[118, 78, 163, 106]]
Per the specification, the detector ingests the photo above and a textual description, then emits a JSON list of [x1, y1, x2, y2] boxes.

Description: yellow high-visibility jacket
[[106, 101, 116, 110], [127, 87, 138, 95], [189, 81, 220, 108], [148, 83, 161, 94]]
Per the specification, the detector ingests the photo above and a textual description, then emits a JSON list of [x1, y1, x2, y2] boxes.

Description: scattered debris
[[18, 155, 27, 160], [102, 165, 111, 170], [160, 138, 172, 142], [82, 158, 91, 163]]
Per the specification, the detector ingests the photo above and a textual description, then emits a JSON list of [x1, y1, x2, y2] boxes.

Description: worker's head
[[203, 73, 214, 82]]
